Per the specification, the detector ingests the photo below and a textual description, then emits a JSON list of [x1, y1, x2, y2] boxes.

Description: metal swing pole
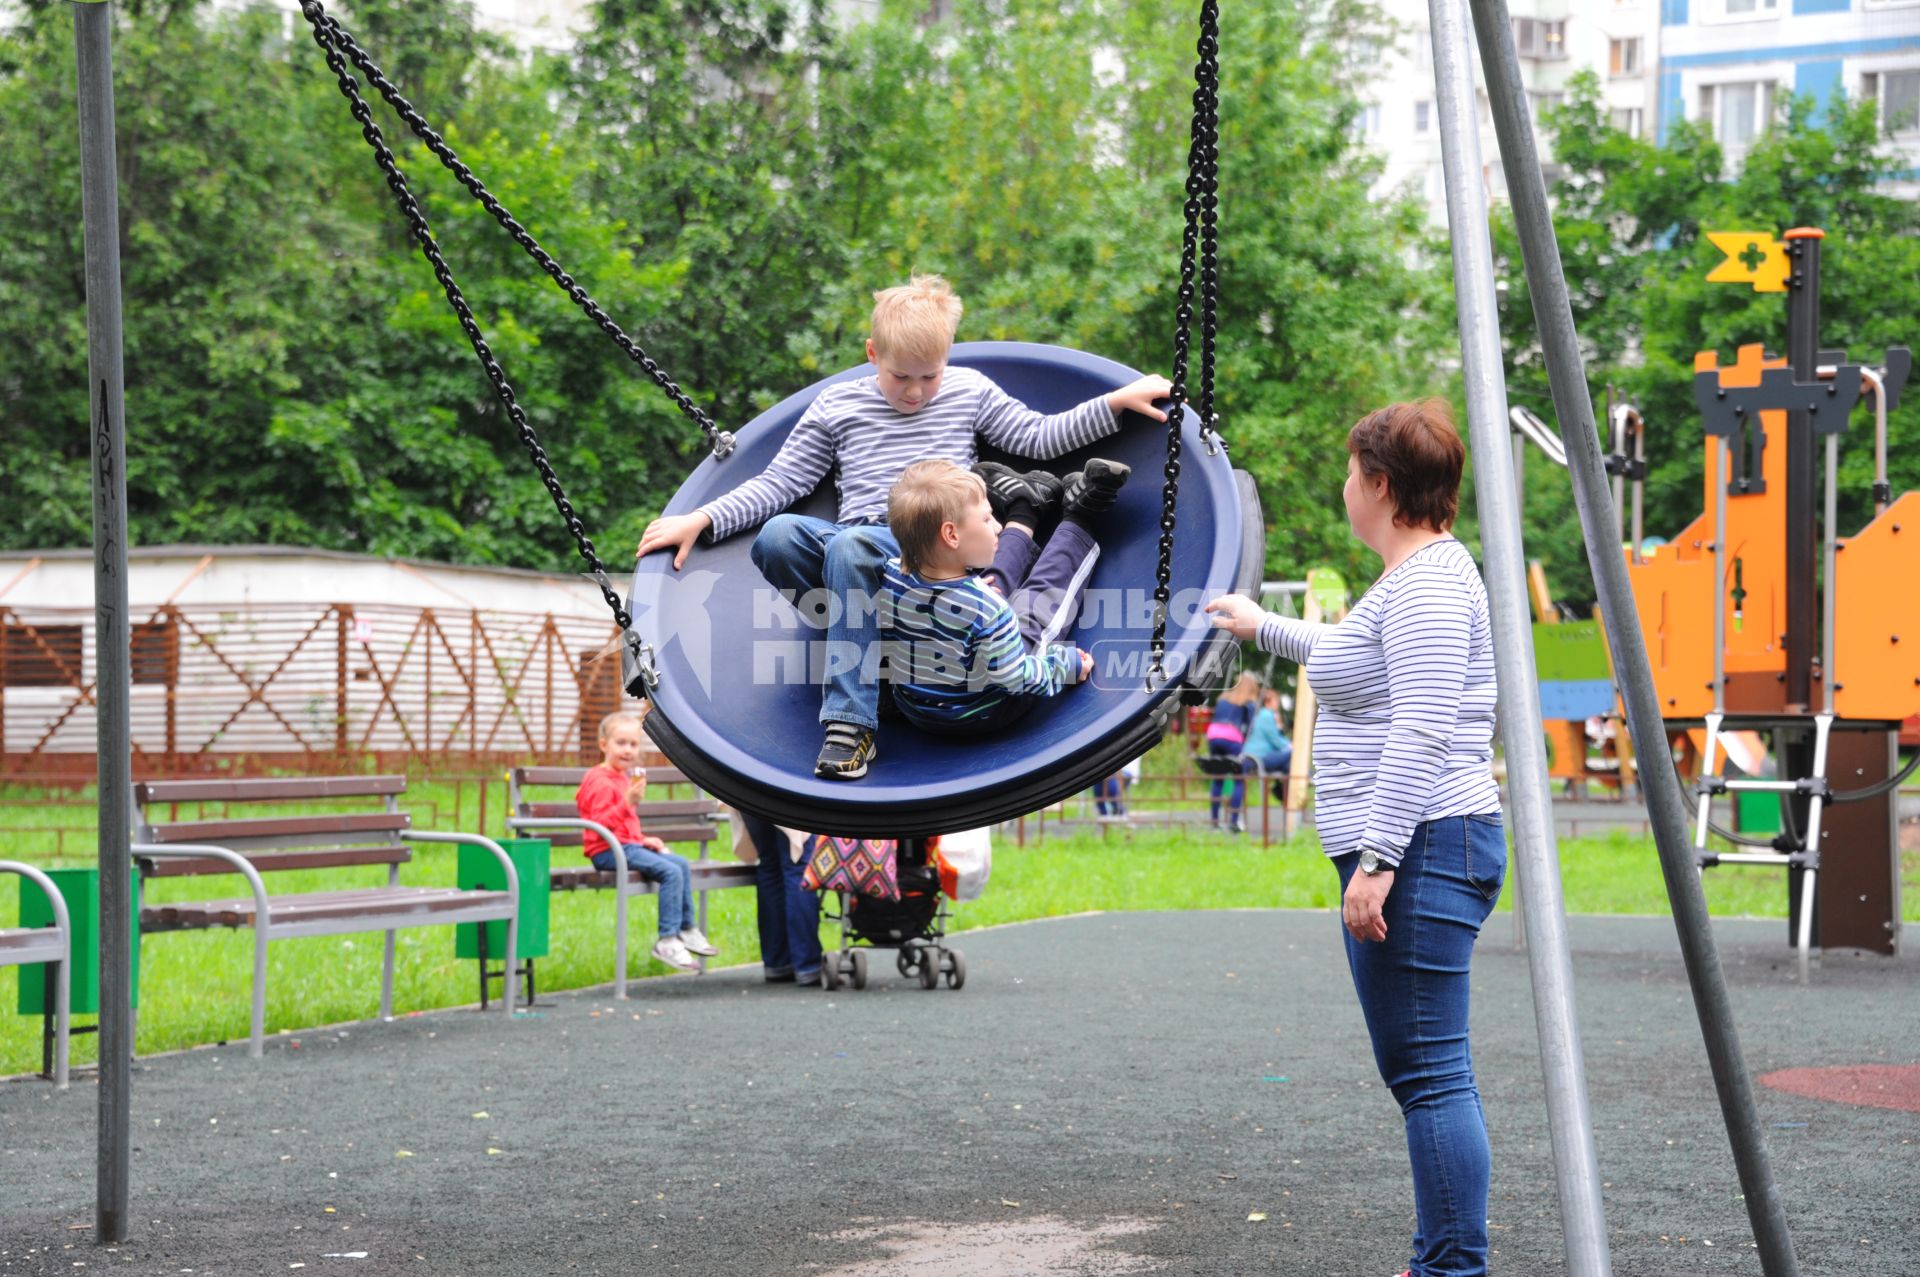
[[72, 0, 135, 1244], [1463, 0, 1801, 1270], [1424, 1, 1613, 1273]]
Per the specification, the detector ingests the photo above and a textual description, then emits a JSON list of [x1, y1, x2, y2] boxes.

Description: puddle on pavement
[[820, 1216, 1162, 1275]]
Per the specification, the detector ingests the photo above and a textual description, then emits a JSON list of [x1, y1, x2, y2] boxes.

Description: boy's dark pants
[[979, 521, 1100, 651]]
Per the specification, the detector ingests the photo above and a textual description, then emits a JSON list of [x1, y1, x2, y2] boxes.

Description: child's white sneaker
[[679, 927, 718, 957], [650, 935, 700, 971]]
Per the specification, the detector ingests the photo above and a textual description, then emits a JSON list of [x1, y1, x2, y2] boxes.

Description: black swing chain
[[307, 7, 734, 463], [298, 2, 642, 634], [1151, 0, 1222, 686]]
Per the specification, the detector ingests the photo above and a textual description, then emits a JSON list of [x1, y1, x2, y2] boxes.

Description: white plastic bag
[[933, 826, 992, 902]]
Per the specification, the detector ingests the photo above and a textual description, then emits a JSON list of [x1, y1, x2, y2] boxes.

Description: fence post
[[334, 605, 350, 760]]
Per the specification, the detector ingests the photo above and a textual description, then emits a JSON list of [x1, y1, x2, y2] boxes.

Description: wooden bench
[[133, 776, 521, 1058], [1, 861, 72, 1087], [507, 766, 755, 999]]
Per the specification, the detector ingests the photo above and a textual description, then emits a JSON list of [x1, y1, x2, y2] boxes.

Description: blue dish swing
[[628, 342, 1262, 836]]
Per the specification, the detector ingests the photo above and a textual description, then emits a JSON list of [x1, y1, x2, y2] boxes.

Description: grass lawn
[[3, 779, 1916, 1077]]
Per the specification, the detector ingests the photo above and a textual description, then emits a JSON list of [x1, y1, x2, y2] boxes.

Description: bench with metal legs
[[134, 778, 521, 1058], [1, 861, 72, 1087], [507, 767, 754, 999]]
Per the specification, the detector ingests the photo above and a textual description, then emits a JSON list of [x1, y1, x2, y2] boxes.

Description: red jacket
[[575, 764, 644, 858]]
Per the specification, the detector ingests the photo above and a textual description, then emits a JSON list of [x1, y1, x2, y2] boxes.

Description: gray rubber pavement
[[3, 910, 1915, 1276]]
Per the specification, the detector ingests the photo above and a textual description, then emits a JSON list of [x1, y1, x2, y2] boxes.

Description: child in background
[[576, 708, 719, 973], [1242, 686, 1294, 778], [1207, 673, 1262, 833], [1094, 756, 1143, 817]]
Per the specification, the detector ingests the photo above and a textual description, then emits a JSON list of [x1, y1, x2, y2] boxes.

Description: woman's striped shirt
[[1254, 538, 1500, 866], [698, 367, 1119, 541]]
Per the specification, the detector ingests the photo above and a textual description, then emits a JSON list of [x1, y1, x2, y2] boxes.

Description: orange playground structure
[[1622, 228, 1912, 967]]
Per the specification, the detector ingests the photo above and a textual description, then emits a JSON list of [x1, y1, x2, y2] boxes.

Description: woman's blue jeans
[[1334, 814, 1507, 1277], [590, 843, 694, 938], [738, 811, 822, 980]]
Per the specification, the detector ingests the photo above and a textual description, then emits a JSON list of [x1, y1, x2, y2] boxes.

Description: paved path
[[3, 911, 1914, 1276]]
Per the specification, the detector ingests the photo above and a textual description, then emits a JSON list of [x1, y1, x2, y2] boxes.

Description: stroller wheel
[[850, 949, 869, 990], [821, 953, 842, 992], [918, 951, 940, 990], [943, 949, 967, 991], [896, 947, 918, 978]]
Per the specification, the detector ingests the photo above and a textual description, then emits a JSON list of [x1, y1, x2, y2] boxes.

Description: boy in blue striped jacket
[[877, 458, 1129, 733], [636, 275, 1169, 779]]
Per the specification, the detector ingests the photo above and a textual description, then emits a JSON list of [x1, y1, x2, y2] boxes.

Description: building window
[[1700, 81, 1774, 148], [2, 624, 83, 687], [1528, 90, 1567, 122], [1609, 37, 1643, 75], [1513, 18, 1568, 59], [1355, 103, 1383, 136], [1865, 69, 1920, 135], [1414, 99, 1432, 133], [1716, 0, 1779, 16], [1611, 106, 1645, 136]]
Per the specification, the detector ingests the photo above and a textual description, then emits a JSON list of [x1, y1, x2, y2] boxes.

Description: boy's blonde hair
[[597, 706, 646, 743], [871, 274, 964, 362], [890, 460, 986, 575]]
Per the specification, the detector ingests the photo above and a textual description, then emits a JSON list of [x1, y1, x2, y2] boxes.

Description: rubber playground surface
[[2, 910, 1914, 1276]]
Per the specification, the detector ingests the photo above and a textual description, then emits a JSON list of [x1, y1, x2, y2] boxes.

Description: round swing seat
[[628, 341, 1262, 836]]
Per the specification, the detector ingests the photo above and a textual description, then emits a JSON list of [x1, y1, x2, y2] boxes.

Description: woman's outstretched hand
[[1205, 594, 1264, 642], [1343, 870, 1394, 943]]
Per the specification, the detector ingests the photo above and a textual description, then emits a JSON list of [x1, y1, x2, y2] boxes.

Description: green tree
[[1495, 72, 1920, 608], [804, 0, 1453, 587]]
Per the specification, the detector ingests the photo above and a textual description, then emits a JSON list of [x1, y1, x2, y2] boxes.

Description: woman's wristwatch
[[1356, 848, 1392, 876]]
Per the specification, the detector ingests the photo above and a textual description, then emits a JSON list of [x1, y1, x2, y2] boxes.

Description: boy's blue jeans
[[590, 843, 694, 938], [1334, 814, 1506, 1277], [738, 811, 822, 980], [750, 515, 901, 731]]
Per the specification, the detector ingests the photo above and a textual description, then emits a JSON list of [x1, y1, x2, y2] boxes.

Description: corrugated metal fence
[[1, 602, 624, 776]]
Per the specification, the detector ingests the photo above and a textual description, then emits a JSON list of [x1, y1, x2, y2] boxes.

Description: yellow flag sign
[[1705, 231, 1789, 293]]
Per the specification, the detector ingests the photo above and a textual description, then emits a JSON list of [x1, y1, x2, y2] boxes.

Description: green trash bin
[[1735, 789, 1782, 836], [455, 836, 550, 962], [17, 866, 141, 1016]]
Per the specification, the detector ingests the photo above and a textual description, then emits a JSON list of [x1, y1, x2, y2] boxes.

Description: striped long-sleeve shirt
[[1254, 538, 1500, 866], [697, 367, 1120, 540], [879, 559, 1078, 732]]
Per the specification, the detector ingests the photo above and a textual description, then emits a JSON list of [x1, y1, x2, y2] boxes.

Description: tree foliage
[[2, 0, 1452, 589], [1495, 71, 1920, 609]]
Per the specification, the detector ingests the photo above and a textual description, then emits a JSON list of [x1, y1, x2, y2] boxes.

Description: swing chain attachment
[[298, 0, 644, 636], [622, 635, 660, 694], [1152, 0, 1222, 688], [1203, 411, 1226, 456], [299, 3, 732, 460]]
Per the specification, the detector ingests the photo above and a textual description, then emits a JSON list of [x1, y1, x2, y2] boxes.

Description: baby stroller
[[818, 837, 965, 992]]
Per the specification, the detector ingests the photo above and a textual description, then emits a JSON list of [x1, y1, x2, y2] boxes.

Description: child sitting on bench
[[576, 708, 719, 973]]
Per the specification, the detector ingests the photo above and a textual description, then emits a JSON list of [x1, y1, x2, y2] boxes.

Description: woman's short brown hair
[[1346, 399, 1465, 533]]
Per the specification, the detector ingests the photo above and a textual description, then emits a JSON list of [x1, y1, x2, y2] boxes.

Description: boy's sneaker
[[972, 461, 1063, 529], [679, 927, 718, 957], [815, 722, 876, 780], [1061, 458, 1131, 522], [650, 935, 701, 972]]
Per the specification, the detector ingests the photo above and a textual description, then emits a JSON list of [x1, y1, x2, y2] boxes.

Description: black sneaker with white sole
[[815, 722, 877, 780], [972, 461, 1064, 529], [1060, 457, 1131, 523]]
